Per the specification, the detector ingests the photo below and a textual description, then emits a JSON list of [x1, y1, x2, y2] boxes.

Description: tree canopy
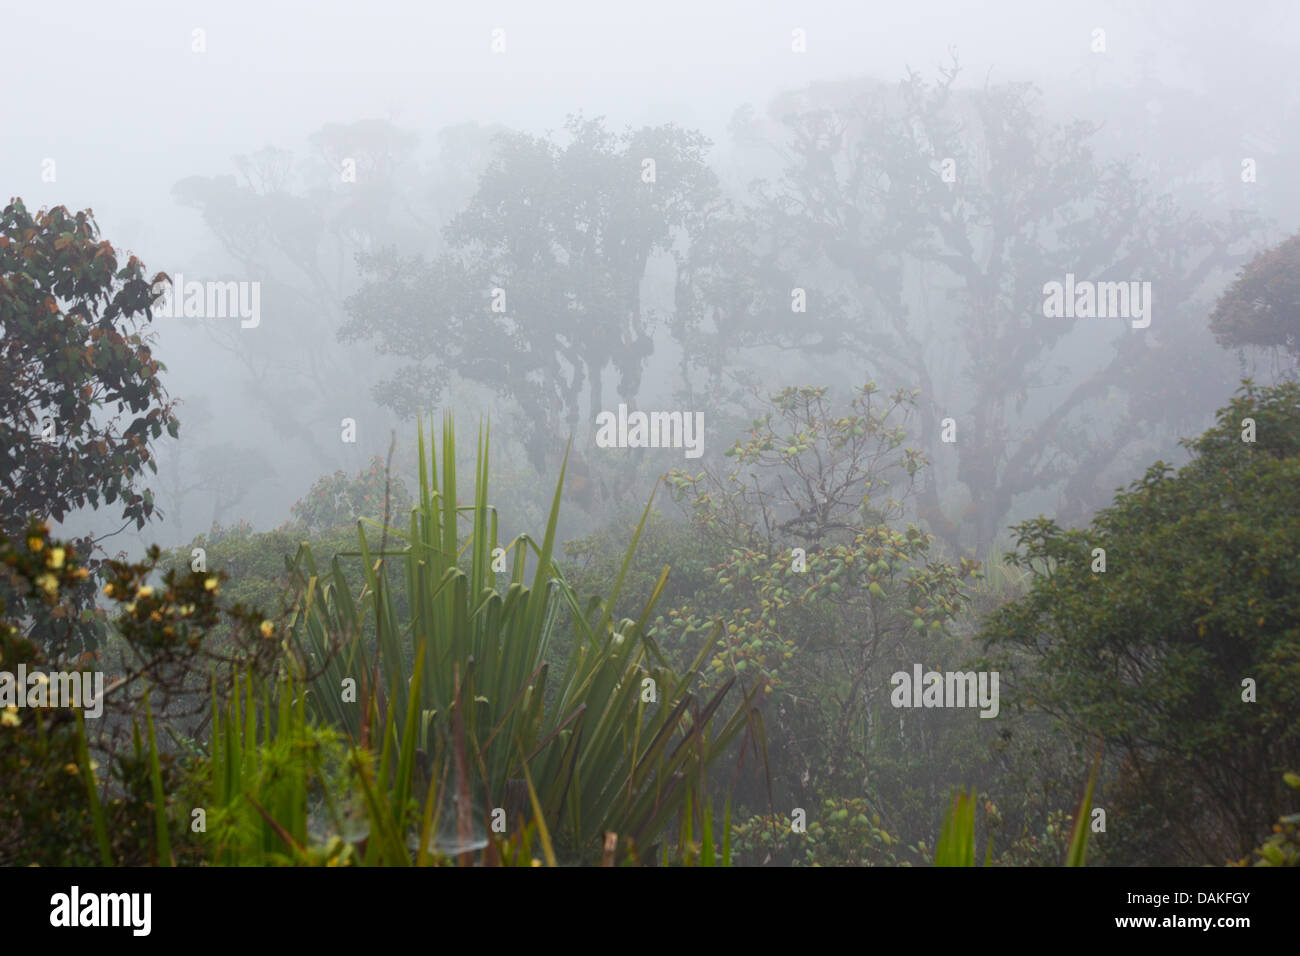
[[0, 200, 178, 652], [981, 379, 1300, 863], [1210, 231, 1300, 360], [0, 200, 177, 537]]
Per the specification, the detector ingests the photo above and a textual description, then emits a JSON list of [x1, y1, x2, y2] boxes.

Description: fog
[[6, 0, 1300, 877], [7, 0, 1296, 554]]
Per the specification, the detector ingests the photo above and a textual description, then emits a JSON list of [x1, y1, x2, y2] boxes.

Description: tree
[[0, 200, 178, 651], [341, 115, 723, 472], [164, 120, 505, 529], [981, 380, 1300, 864], [169, 121, 430, 478], [0, 200, 178, 535], [288, 455, 412, 536], [657, 384, 981, 818], [1210, 231, 1300, 363], [678, 62, 1259, 553]]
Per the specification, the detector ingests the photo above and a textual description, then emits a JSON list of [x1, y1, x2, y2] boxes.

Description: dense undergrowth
[[4, 384, 1298, 866]]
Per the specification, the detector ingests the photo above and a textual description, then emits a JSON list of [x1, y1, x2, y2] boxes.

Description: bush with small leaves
[[731, 797, 906, 867]]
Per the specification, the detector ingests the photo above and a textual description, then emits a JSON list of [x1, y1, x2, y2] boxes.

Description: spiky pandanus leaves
[[289, 415, 754, 859]]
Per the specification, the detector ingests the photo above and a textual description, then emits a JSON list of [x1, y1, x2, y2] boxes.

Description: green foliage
[[958, 550, 1032, 625], [1210, 232, 1300, 358], [991, 807, 1077, 867], [0, 519, 96, 648], [291, 457, 413, 536], [200, 670, 374, 866], [153, 459, 416, 661], [731, 797, 905, 867], [1232, 772, 1300, 867], [928, 756, 1098, 867], [95, 544, 282, 713], [191, 659, 546, 868], [0, 200, 178, 653], [289, 416, 754, 858], [671, 792, 732, 867], [933, 789, 980, 866], [0, 199, 178, 535], [0, 687, 98, 864], [564, 508, 724, 634], [982, 380, 1300, 863], [0, 520, 281, 864], [1063, 752, 1100, 867], [157, 520, 361, 661], [656, 384, 980, 809], [169, 523, 307, 624], [3, 682, 190, 867], [167, 657, 472, 867]]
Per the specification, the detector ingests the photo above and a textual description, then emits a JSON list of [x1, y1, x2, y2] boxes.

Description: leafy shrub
[[731, 796, 905, 866], [1232, 772, 1300, 867], [290, 457, 412, 535], [0, 522, 216, 864], [981, 380, 1300, 864], [654, 384, 981, 816]]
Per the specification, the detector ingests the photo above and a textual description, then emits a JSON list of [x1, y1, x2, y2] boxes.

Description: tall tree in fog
[[0, 201, 177, 652], [170, 121, 417, 469], [341, 115, 723, 471], [678, 61, 1259, 553], [169, 121, 498, 484]]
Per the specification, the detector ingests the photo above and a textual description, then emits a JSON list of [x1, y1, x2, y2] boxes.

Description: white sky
[[7, 0, 1272, 206]]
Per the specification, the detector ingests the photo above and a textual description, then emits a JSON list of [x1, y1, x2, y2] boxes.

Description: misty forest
[[3, 1, 1299, 871]]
